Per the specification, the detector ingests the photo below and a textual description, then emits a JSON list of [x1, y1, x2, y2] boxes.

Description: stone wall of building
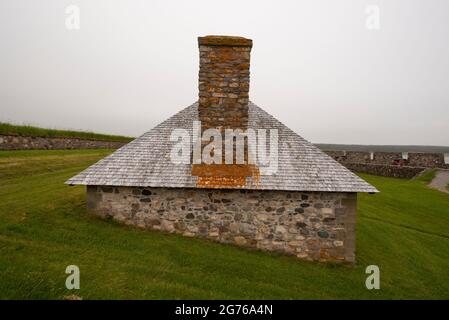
[[87, 186, 357, 263], [0, 134, 127, 150]]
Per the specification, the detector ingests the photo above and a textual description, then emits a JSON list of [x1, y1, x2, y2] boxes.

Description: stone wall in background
[[408, 153, 448, 168], [343, 163, 425, 179], [324, 150, 449, 169], [87, 186, 357, 263], [0, 135, 127, 150], [324, 150, 449, 178]]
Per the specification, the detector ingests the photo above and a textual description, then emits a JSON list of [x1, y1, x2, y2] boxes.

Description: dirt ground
[[429, 169, 449, 194]]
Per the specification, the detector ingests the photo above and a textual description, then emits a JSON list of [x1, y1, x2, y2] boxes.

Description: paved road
[[429, 170, 449, 194]]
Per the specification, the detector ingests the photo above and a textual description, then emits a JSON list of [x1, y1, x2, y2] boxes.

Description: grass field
[[0, 122, 133, 142], [0, 150, 448, 299]]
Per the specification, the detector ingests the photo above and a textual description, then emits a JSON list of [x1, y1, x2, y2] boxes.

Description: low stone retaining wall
[[324, 150, 449, 169], [343, 163, 425, 179], [87, 186, 357, 263], [323, 150, 449, 178], [0, 134, 127, 150]]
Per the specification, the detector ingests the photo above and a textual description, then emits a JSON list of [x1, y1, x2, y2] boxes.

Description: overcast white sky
[[0, 0, 448, 145]]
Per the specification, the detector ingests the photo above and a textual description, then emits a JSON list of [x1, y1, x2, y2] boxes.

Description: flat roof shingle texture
[[66, 102, 378, 193]]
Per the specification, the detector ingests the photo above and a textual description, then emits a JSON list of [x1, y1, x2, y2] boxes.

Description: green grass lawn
[[0, 122, 133, 142], [0, 150, 448, 299]]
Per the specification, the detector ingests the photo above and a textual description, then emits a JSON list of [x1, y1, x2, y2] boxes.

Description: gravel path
[[429, 170, 449, 194]]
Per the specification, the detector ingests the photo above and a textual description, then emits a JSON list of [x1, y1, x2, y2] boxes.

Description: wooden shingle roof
[[66, 102, 378, 193]]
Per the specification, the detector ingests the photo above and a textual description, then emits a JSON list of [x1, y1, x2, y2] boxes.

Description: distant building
[[67, 36, 377, 263]]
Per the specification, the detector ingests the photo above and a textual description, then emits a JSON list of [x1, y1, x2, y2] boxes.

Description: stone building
[[67, 36, 377, 263]]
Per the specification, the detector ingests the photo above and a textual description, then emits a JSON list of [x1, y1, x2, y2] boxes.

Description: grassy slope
[[0, 122, 133, 143], [0, 150, 448, 299]]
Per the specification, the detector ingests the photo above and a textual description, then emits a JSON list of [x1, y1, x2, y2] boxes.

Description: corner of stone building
[[342, 193, 357, 265], [86, 185, 103, 214]]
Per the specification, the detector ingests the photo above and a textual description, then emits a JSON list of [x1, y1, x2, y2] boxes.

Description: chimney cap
[[198, 35, 252, 48]]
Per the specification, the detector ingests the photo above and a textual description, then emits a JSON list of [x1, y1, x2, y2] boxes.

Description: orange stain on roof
[[192, 164, 260, 189]]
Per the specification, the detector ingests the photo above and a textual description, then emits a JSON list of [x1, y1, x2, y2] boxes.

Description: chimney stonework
[[198, 35, 252, 131], [193, 35, 257, 188]]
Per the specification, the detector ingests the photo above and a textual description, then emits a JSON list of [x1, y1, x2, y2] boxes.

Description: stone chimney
[[198, 35, 252, 131], [193, 35, 257, 188]]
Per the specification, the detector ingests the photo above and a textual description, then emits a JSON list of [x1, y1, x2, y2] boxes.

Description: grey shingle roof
[[66, 102, 378, 193]]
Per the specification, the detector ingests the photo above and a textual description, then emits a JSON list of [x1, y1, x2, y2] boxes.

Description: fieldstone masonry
[[194, 36, 258, 188], [198, 36, 251, 132], [325, 150, 449, 178], [87, 186, 357, 263], [325, 150, 449, 168]]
